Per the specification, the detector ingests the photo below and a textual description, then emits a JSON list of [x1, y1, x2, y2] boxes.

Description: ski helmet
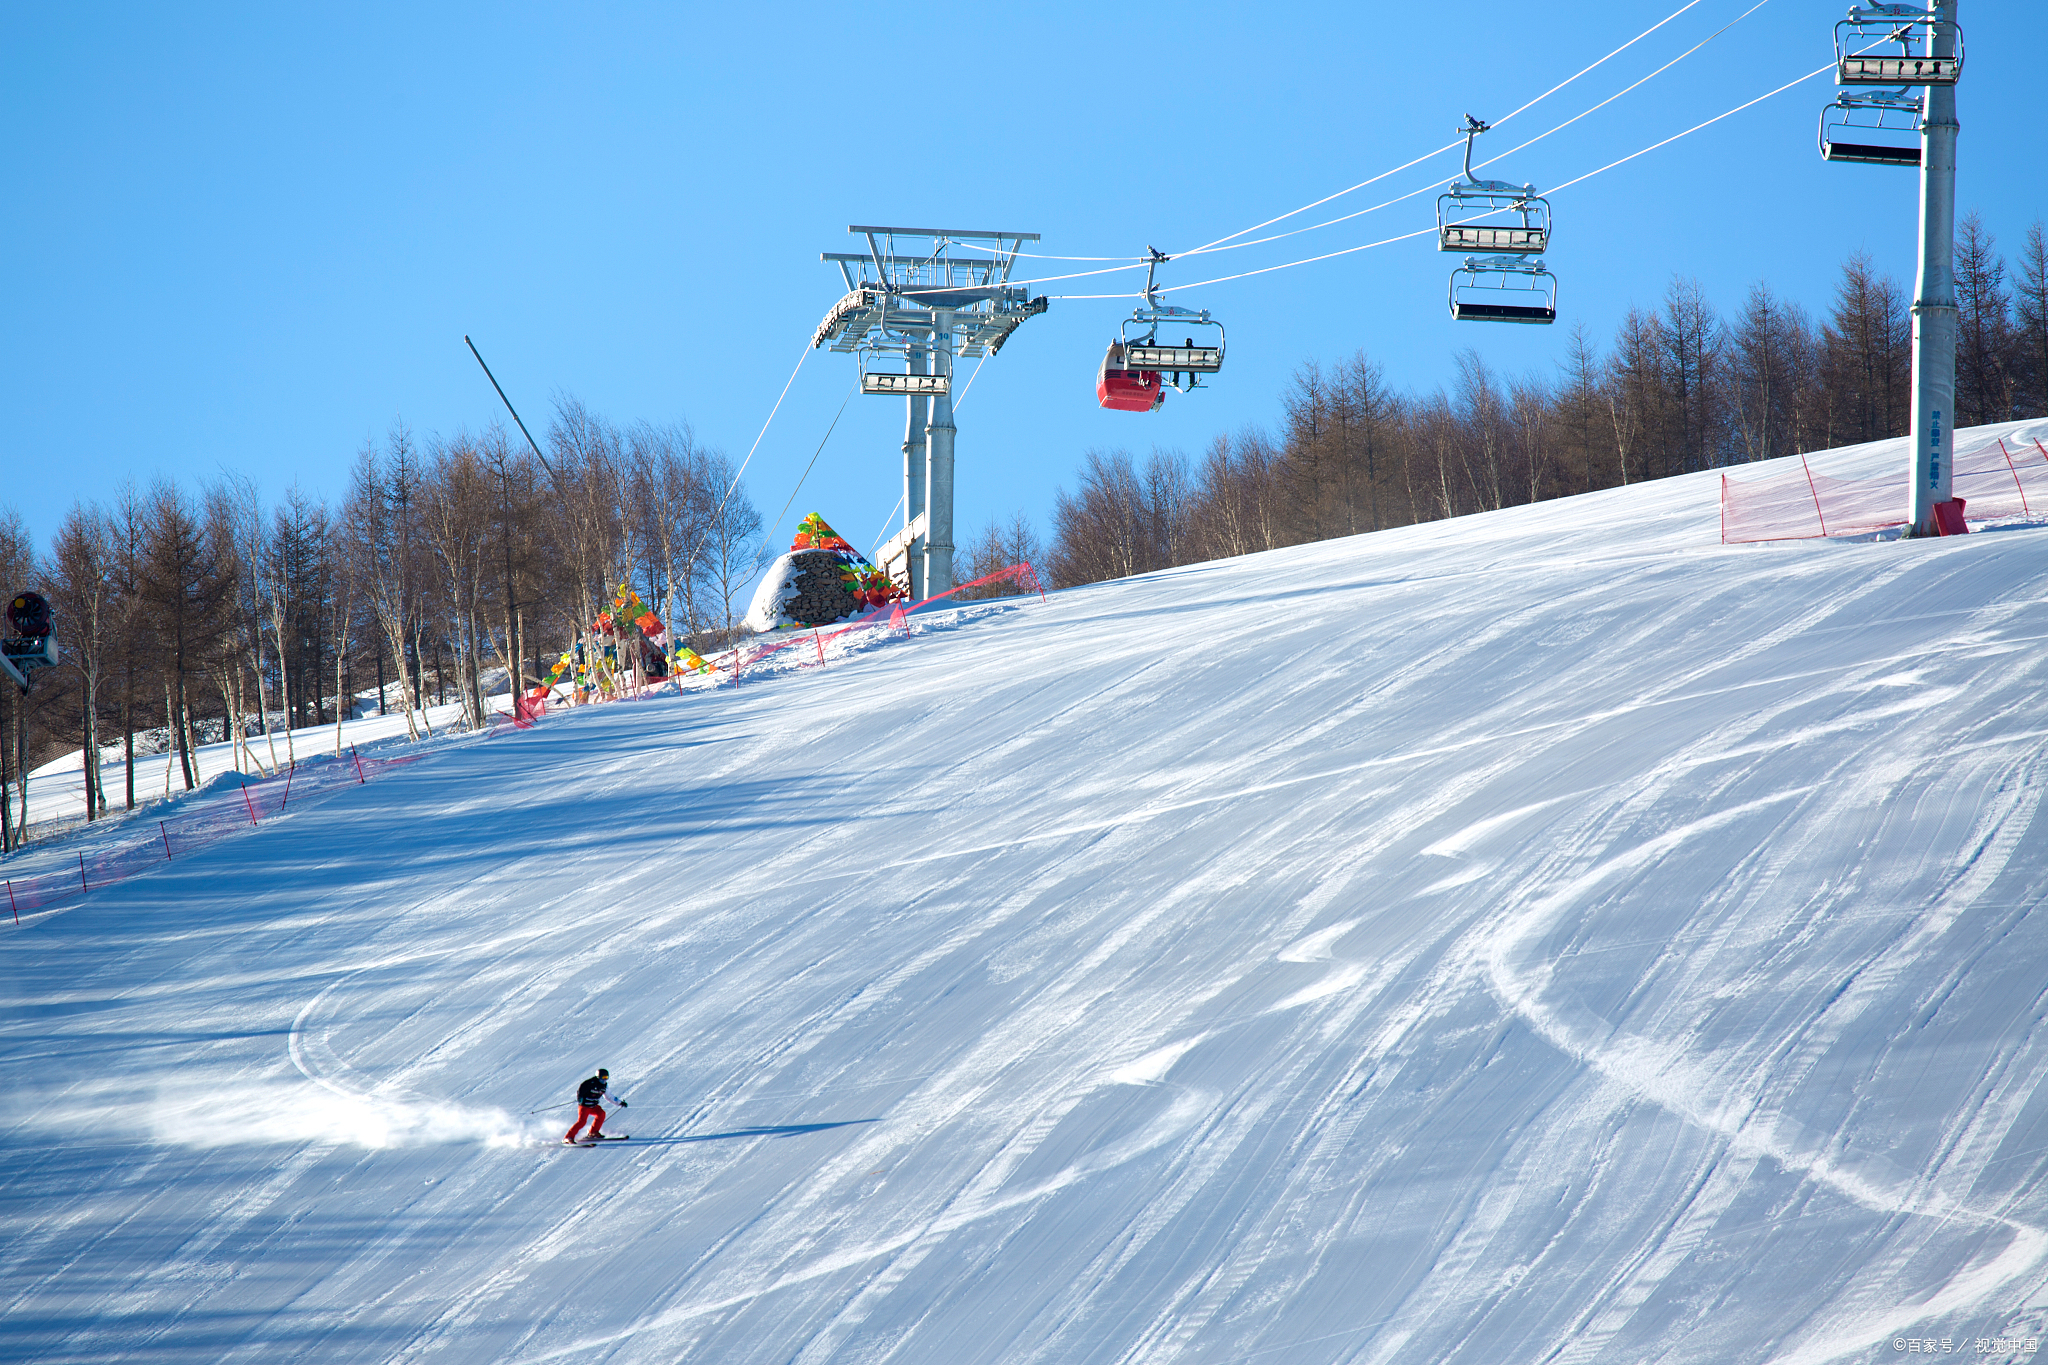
[[597, 1068, 609, 1078]]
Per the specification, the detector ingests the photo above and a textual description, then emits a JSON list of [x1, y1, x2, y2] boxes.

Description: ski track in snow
[[5, 420, 2048, 1364]]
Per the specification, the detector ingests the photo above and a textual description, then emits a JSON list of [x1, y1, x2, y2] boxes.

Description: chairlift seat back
[[1440, 224, 1547, 253], [1838, 54, 1958, 85], [1124, 344, 1223, 373], [861, 372, 949, 396], [1448, 259, 1557, 326]]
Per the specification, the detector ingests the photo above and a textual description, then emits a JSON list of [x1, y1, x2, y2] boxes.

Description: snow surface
[[6, 421, 2048, 1365]]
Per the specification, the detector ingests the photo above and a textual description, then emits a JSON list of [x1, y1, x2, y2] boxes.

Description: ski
[[562, 1134, 630, 1145]]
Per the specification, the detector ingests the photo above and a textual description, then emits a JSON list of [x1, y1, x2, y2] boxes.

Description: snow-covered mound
[[6, 421, 2048, 1365], [743, 512, 900, 633]]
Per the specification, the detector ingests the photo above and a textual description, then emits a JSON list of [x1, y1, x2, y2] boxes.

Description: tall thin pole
[[924, 311, 957, 597], [903, 344, 929, 601], [1907, 1, 1960, 536]]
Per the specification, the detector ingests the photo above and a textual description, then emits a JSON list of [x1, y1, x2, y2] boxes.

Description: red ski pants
[[565, 1104, 607, 1142]]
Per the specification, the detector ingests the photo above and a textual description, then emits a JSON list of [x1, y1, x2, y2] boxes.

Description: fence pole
[[1998, 439, 2030, 515], [2036, 438, 2048, 468], [814, 630, 825, 667], [351, 744, 366, 784], [160, 821, 172, 860], [1800, 454, 1829, 538], [1720, 475, 1728, 545], [240, 777, 259, 826], [281, 760, 296, 810], [78, 853, 88, 894], [7, 880, 16, 925]]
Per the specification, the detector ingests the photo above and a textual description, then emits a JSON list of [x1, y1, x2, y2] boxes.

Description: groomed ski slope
[[6, 420, 2048, 1365]]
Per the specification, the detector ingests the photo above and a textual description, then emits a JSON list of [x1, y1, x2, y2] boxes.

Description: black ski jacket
[[576, 1075, 609, 1107]]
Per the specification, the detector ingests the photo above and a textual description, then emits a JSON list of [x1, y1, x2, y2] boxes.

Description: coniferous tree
[[1955, 210, 2016, 426], [2007, 220, 2047, 420], [1822, 252, 1911, 445]]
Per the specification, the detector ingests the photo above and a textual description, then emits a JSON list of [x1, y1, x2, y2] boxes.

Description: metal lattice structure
[[813, 226, 1049, 359], [813, 226, 1049, 598]]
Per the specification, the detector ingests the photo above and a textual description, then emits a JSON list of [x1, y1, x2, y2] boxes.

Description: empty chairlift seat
[[1818, 92, 1922, 166], [1448, 258, 1557, 325], [1436, 188, 1550, 255]]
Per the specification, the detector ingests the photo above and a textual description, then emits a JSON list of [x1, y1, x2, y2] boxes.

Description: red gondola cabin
[[1096, 340, 1164, 413]]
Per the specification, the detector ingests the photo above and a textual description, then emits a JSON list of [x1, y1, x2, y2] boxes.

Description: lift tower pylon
[[1905, 0, 1961, 536], [812, 226, 1048, 597]]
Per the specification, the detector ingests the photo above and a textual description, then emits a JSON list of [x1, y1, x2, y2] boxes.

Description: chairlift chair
[[1440, 118, 1557, 324], [856, 343, 949, 397], [1096, 248, 1226, 412], [1449, 257, 1557, 325], [1818, 91, 1922, 166], [1437, 118, 1550, 255], [1834, 9, 1961, 86]]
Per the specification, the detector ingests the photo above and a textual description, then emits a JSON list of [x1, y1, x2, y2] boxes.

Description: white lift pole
[[924, 310, 958, 595], [901, 344, 928, 600], [1905, 0, 1961, 535]]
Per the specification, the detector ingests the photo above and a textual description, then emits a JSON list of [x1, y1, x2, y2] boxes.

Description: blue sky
[[5, 3, 2043, 562]]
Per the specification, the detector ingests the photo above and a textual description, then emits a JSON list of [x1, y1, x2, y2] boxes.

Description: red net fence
[[1722, 434, 2048, 543], [4, 747, 420, 925], [503, 561, 1049, 714], [724, 560, 1045, 681]]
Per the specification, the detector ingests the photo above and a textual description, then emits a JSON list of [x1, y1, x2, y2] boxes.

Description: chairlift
[[1096, 248, 1226, 412], [1818, 91, 1922, 166], [1449, 257, 1557, 325], [856, 343, 948, 397], [1834, 9, 1961, 86], [1437, 116, 1550, 255], [1439, 118, 1557, 324]]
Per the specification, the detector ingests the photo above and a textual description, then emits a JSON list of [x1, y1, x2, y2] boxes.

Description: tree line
[[1035, 216, 2048, 590], [9, 218, 2046, 846], [0, 398, 766, 850]]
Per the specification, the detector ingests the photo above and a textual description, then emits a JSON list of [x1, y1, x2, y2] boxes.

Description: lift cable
[[1172, 0, 1714, 261], [682, 339, 813, 589], [868, 491, 908, 563], [1051, 56, 1830, 301], [951, 353, 992, 412], [770, 379, 860, 539], [1541, 57, 1834, 197], [1164, 0, 1769, 268], [1466, 0, 1774, 185], [968, 0, 1771, 298]]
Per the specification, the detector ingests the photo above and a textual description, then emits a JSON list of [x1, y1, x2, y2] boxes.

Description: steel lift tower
[[812, 226, 1048, 598], [1834, 3, 1964, 535]]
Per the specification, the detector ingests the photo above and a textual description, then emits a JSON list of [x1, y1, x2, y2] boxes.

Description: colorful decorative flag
[[791, 513, 854, 553]]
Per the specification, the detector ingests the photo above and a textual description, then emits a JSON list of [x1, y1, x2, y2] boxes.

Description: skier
[[563, 1068, 627, 1144]]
